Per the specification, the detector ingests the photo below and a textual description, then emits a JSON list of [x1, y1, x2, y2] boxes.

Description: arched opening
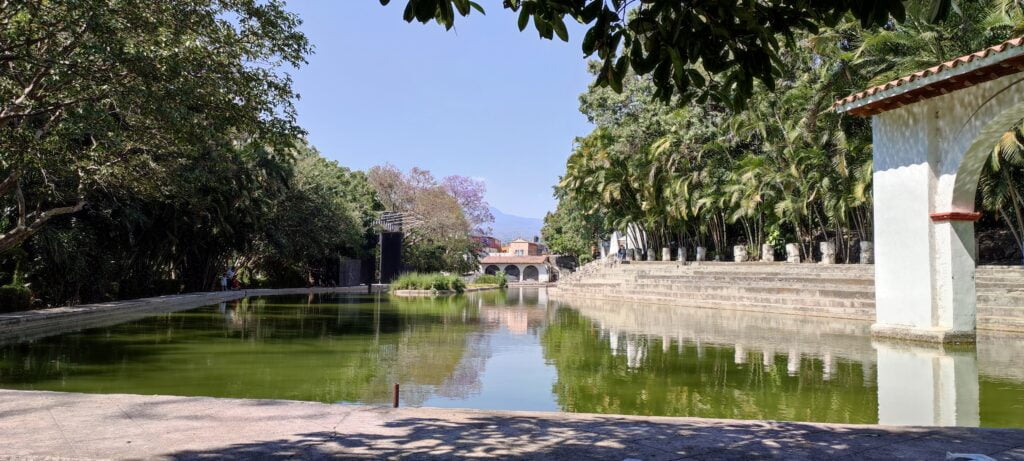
[[949, 96, 1024, 266], [523, 265, 539, 281], [484, 265, 500, 275], [504, 265, 520, 280]]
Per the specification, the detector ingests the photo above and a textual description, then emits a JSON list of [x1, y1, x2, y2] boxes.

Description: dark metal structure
[[373, 211, 418, 284]]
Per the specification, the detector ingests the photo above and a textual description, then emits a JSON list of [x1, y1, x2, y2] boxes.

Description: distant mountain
[[488, 207, 543, 243]]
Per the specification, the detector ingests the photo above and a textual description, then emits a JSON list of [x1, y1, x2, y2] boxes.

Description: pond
[[1, 288, 1022, 427]]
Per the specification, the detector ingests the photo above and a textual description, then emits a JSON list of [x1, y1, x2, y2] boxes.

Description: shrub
[[472, 273, 507, 288], [0, 284, 33, 313], [391, 272, 465, 293]]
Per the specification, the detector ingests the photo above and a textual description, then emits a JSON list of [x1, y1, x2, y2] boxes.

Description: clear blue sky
[[283, 2, 594, 219]]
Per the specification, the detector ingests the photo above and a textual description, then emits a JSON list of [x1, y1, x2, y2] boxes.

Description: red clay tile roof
[[834, 37, 1024, 116], [480, 256, 547, 265]]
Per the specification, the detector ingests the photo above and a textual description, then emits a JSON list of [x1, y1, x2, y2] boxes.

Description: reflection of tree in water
[[0, 294, 489, 405], [432, 332, 491, 400], [541, 307, 880, 424]]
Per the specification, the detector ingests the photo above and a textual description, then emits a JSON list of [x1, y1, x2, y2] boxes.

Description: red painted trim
[[930, 211, 982, 222]]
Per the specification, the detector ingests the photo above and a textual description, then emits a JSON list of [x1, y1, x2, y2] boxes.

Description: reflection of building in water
[[875, 341, 979, 427], [556, 295, 1024, 427], [480, 308, 529, 335], [478, 305, 548, 336]]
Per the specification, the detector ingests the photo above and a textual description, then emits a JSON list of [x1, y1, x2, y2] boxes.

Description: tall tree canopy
[[545, 0, 1024, 263], [382, 0, 952, 105], [0, 0, 310, 253]]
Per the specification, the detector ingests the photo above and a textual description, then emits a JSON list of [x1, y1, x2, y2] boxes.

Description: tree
[[1, 0, 310, 254], [541, 194, 603, 261], [367, 165, 479, 273], [382, 0, 950, 106], [547, 0, 1024, 264], [442, 175, 494, 235], [255, 146, 379, 284]]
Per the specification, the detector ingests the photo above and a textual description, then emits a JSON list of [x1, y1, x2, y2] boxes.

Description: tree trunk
[[0, 177, 86, 254]]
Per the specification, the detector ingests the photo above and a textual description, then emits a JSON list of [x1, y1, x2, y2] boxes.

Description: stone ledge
[[870, 323, 977, 344]]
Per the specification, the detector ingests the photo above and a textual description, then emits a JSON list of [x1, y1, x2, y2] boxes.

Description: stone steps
[[977, 315, 1024, 332], [564, 281, 875, 300], [977, 304, 1024, 318], [555, 285, 874, 310], [634, 275, 875, 289], [977, 292, 1024, 307], [617, 266, 875, 277], [556, 260, 1024, 333], [551, 288, 874, 321]]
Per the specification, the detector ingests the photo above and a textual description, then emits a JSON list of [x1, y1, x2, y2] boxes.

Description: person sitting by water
[[219, 274, 228, 292]]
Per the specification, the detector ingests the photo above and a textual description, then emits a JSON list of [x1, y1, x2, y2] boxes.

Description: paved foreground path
[[2, 391, 1024, 460]]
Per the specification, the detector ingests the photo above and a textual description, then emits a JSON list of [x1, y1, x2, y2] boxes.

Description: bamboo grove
[[545, 1, 1024, 264]]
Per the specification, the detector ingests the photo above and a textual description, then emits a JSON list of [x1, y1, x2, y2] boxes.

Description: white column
[[871, 102, 975, 343]]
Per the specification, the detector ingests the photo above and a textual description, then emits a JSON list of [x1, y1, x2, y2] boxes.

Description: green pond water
[[1, 288, 1023, 427]]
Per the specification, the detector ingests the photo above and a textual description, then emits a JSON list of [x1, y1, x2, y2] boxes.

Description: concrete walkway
[[0, 286, 380, 345], [2, 390, 1023, 460]]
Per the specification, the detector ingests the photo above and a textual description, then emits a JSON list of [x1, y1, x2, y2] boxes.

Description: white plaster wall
[[871, 73, 1024, 334], [933, 220, 977, 331], [873, 103, 935, 328]]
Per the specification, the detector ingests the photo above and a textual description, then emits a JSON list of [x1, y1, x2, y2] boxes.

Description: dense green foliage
[[1, 0, 309, 254], [2, 138, 384, 307], [545, 1, 1024, 263], [541, 195, 603, 261], [391, 272, 466, 293], [0, 1, 404, 306], [471, 273, 507, 288], [0, 284, 31, 313], [383, 0, 951, 106]]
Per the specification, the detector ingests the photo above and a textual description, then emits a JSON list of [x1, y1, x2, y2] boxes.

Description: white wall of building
[[870, 72, 1024, 340]]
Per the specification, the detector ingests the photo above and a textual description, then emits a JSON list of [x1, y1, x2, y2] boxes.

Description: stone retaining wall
[[552, 261, 1024, 333]]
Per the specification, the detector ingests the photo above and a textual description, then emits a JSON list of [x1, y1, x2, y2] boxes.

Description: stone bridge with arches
[[480, 255, 551, 283]]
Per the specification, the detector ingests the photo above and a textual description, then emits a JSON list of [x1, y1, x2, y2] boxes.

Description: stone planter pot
[[761, 244, 775, 262], [785, 244, 801, 263], [677, 247, 688, 262], [695, 246, 707, 261], [662, 247, 671, 261], [860, 241, 874, 264], [646, 249, 656, 261], [820, 242, 836, 264], [733, 245, 748, 262]]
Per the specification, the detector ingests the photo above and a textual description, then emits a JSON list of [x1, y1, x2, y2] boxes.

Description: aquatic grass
[[472, 273, 507, 288], [391, 273, 466, 293]]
